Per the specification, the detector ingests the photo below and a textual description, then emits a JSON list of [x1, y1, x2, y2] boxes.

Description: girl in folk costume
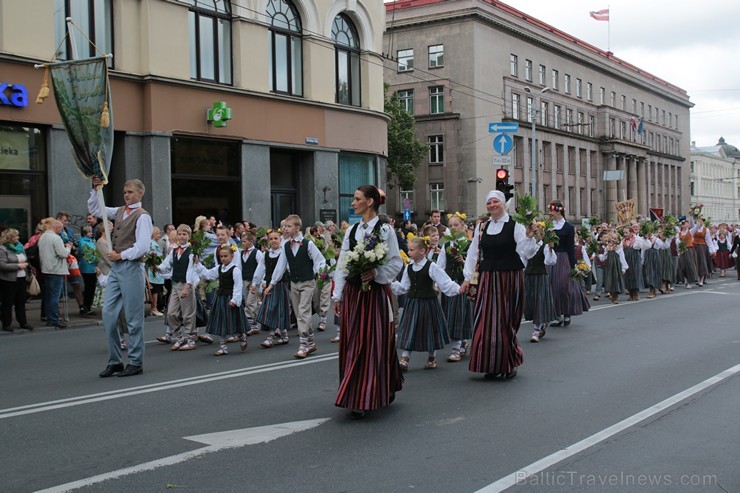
[[658, 226, 678, 293], [591, 229, 609, 301], [437, 213, 474, 362], [677, 220, 698, 288], [422, 225, 442, 262], [525, 239, 558, 343], [573, 231, 592, 295], [393, 237, 461, 370], [690, 217, 714, 285], [253, 230, 291, 348], [333, 185, 404, 419], [546, 200, 590, 327], [461, 190, 539, 380], [193, 244, 248, 356], [642, 230, 663, 299], [713, 231, 733, 277], [598, 232, 629, 303], [621, 225, 646, 301]]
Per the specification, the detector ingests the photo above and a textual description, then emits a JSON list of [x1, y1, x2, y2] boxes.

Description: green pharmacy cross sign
[[207, 101, 232, 128]]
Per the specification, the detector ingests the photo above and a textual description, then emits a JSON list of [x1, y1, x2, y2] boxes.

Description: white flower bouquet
[[337, 228, 389, 291]]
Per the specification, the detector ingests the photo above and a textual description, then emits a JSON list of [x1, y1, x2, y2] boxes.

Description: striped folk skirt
[[604, 252, 624, 294], [693, 244, 712, 278], [660, 249, 677, 284], [336, 282, 403, 411], [255, 281, 290, 331], [622, 247, 643, 291], [643, 248, 662, 289], [524, 273, 557, 326], [441, 293, 473, 340], [677, 249, 698, 284], [397, 297, 450, 351], [207, 294, 248, 337], [548, 252, 590, 317], [468, 270, 524, 375]]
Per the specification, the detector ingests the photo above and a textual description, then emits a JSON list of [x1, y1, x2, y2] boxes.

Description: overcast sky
[[386, 0, 740, 149]]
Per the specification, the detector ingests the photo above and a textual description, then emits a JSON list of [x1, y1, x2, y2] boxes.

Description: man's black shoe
[[99, 364, 125, 378], [118, 365, 143, 377]]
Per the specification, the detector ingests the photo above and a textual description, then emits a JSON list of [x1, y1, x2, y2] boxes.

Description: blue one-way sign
[[489, 122, 519, 133], [493, 133, 514, 154]]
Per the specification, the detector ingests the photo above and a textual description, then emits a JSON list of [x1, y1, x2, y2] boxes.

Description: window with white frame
[[398, 49, 414, 72], [526, 96, 533, 123], [586, 82, 592, 101], [554, 105, 561, 129], [428, 135, 444, 164], [430, 183, 445, 211], [428, 44, 444, 68], [609, 118, 615, 137], [541, 101, 548, 126], [524, 59, 532, 81], [332, 14, 360, 106], [429, 86, 444, 114], [398, 89, 414, 114], [600, 87, 605, 105], [539, 64, 546, 85], [564, 74, 571, 94], [588, 115, 595, 137], [510, 54, 518, 76], [267, 0, 301, 95], [632, 99, 637, 114], [620, 121, 626, 139], [512, 93, 520, 120], [566, 108, 573, 130], [610, 91, 616, 107], [576, 78, 582, 98], [188, 0, 232, 83], [621, 95, 626, 111], [552, 69, 559, 90], [640, 102, 645, 117], [577, 112, 584, 134]]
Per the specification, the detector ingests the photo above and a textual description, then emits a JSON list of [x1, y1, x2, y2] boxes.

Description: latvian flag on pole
[[590, 8, 609, 21]]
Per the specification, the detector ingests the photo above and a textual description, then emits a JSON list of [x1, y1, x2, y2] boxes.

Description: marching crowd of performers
[[11, 177, 733, 420]]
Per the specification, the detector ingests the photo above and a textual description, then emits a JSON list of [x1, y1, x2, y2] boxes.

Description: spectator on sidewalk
[[39, 220, 71, 329], [77, 225, 98, 316], [0, 228, 33, 331]]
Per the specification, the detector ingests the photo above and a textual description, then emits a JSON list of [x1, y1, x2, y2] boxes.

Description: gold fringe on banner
[[100, 101, 110, 128], [36, 67, 50, 104]]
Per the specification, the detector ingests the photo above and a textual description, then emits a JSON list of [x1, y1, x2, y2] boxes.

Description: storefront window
[[0, 125, 47, 241], [339, 153, 376, 223]]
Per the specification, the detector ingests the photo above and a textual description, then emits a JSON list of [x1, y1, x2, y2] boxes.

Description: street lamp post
[[525, 86, 550, 201]]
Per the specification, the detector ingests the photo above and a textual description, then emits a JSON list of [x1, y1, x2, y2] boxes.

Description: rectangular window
[[576, 78, 582, 98], [587, 82, 593, 101], [526, 97, 534, 123], [589, 115, 595, 137], [621, 95, 626, 111], [552, 69, 559, 90], [339, 153, 377, 223], [430, 183, 445, 211], [662, 110, 666, 125], [428, 135, 444, 164], [55, 0, 114, 65], [610, 91, 616, 107], [429, 86, 444, 114], [600, 87, 605, 105], [632, 99, 637, 114], [398, 49, 414, 72], [524, 59, 532, 81], [564, 74, 571, 94], [541, 101, 548, 126], [641, 102, 645, 117], [609, 118, 615, 137], [512, 93, 520, 120], [398, 89, 414, 114], [428, 44, 444, 68], [648, 105, 652, 121], [577, 112, 584, 135], [510, 54, 518, 76], [554, 105, 561, 129], [566, 109, 573, 131], [539, 64, 546, 85], [620, 121, 626, 139], [188, 8, 232, 84]]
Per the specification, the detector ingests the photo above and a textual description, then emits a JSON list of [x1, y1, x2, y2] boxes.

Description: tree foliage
[[385, 84, 427, 190]]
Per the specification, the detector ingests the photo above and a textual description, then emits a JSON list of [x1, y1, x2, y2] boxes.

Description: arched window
[[54, 0, 113, 66], [267, 0, 303, 96], [186, 0, 232, 84], [332, 14, 360, 106]]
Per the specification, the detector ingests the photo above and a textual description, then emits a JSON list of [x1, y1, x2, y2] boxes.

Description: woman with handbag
[[461, 190, 538, 379], [0, 228, 33, 331]]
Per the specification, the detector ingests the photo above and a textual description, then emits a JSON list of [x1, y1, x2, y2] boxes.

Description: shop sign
[[207, 101, 232, 127], [0, 83, 28, 107]]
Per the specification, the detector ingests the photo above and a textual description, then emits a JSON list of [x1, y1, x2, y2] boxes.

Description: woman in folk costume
[[658, 225, 678, 293], [546, 200, 590, 327], [333, 185, 404, 419], [714, 231, 733, 278], [392, 236, 462, 370], [621, 225, 646, 301], [598, 231, 629, 303], [525, 239, 558, 343], [436, 212, 473, 362], [641, 229, 662, 299], [461, 190, 539, 380], [677, 220, 698, 288], [690, 216, 714, 286], [193, 244, 248, 356]]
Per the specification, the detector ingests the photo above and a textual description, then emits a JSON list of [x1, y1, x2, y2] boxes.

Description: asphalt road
[[1, 279, 739, 493]]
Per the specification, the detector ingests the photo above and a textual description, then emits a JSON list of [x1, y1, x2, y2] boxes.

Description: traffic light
[[495, 168, 515, 201]]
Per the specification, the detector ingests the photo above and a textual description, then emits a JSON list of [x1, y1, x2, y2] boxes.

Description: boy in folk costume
[[156, 224, 201, 351], [265, 215, 326, 359]]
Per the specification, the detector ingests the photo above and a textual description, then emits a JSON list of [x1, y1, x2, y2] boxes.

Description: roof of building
[[385, 0, 688, 96], [692, 137, 740, 160]]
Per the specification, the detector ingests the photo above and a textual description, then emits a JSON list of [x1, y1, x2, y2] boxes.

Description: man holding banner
[[89, 177, 153, 377]]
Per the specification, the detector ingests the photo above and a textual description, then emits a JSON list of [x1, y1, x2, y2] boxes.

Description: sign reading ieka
[[0, 83, 28, 107]]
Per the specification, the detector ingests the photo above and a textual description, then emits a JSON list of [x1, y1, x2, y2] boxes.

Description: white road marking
[[35, 418, 330, 493], [475, 362, 740, 493], [0, 353, 338, 419]]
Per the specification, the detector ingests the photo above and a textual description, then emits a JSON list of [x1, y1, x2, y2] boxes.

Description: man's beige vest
[[112, 207, 149, 259]]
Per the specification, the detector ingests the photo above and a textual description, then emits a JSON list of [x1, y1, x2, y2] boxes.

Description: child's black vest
[[285, 239, 314, 282], [407, 261, 435, 299]]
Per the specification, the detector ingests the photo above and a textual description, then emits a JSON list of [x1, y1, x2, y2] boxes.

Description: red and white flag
[[589, 9, 609, 21]]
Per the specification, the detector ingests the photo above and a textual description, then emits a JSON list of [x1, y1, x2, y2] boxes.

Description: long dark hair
[[356, 185, 384, 212]]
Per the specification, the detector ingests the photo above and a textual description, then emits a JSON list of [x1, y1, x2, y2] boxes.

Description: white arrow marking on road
[[35, 418, 330, 493]]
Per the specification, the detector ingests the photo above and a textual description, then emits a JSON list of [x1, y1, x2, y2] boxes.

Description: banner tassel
[[36, 67, 50, 104], [100, 101, 110, 128]]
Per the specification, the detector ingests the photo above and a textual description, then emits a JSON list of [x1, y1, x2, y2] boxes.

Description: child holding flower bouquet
[[193, 244, 248, 356], [253, 229, 291, 348], [525, 224, 558, 343], [598, 232, 628, 303], [437, 213, 473, 361]]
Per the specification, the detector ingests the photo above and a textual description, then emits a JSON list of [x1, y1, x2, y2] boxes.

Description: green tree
[[385, 84, 427, 190]]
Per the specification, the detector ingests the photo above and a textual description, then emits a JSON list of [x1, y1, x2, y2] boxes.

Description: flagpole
[[66, 16, 113, 250], [607, 4, 611, 52]]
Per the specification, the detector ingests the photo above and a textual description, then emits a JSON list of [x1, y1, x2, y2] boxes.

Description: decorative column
[[628, 156, 638, 208], [637, 158, 647, 218], [606, 153, 618, 222], [617, 154, 627, 202]]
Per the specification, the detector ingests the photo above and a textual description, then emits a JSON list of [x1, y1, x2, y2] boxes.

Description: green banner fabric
[[49, 56, 113, 182]]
